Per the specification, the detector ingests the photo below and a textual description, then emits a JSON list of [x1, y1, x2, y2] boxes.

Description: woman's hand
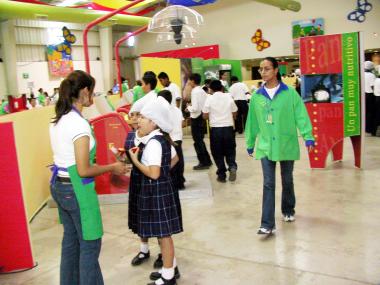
[[111, 161, 128, 175]]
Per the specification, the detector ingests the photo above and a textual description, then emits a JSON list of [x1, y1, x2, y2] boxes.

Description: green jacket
[[245, 82, 314, 161]]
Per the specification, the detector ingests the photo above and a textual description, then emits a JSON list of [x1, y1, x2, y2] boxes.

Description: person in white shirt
[[373, 73, 380, 136], [49, 70, 127, 285], [219, 71, 230, 92], [203, 80, 238, 183], [128, 96, 182, 285], [364, 61, 377, 134], [158, 72, 182, 108], [130, 71, 158, 114], [158, 90, 186, 190], [186, 73, 212, 170], [230, 76, 250, 134]]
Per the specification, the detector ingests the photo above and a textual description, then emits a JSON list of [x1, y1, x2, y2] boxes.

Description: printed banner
[[292, 18, 324, 54], [47, 27, 76, 77], [342, 32, 360, 136]]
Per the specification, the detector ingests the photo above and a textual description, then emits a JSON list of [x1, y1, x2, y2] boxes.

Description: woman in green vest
[[49, 70, 128, 285], [245, 57, 314, 235]]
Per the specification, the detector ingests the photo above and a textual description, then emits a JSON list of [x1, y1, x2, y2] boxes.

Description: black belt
[[57, 176, 71, 183]]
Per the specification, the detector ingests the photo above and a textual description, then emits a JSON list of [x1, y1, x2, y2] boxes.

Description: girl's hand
[[111, 161, 128, 175], [128, 147, 139, 163]]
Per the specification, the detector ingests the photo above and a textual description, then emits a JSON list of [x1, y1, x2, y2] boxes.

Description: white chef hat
[[364, 61, 374, 71], [140, 96, 172, 133]]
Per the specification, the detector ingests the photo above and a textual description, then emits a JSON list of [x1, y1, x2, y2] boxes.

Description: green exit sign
[[22, 73, 29, 79]]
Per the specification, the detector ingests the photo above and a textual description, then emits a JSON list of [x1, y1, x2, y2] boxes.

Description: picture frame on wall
[[292, 18, 325, 54]]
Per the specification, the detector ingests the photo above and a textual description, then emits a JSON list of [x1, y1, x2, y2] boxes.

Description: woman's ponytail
[[52, 79, 73, 124], [52, 70, 95, 124]]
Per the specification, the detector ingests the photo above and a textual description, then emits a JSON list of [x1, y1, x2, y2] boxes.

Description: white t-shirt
[[139, 130, 177, 166], [50, 110, 95, 177], [374, 78, 380, 97], [164, 82, 182, 106], [169, 105, 184, 142], [365, 71, 376, 93], [203, 92, 238, 127], [264, 84, 280, 100], [220, 80, 229, 90], [187, 86, 208, 118], [230, 82, 249, 101], [130, 90, 157, 113]]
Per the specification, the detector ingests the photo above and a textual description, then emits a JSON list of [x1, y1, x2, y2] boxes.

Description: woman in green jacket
[[245, 57, 314, 235], [50, 70, 128, 285]]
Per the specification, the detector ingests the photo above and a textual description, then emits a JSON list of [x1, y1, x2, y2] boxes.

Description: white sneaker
[[283, 215, 295, 222], [257, 227, 276, 235]]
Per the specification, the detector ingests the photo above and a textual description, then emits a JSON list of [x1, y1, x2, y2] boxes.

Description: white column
[[0, 20, 18, 98], [99, 26, 113, 93]]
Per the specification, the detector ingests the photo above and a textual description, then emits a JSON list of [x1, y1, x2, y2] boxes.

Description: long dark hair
[[263, 57, 282, 81], [52, 70, 95, 124]]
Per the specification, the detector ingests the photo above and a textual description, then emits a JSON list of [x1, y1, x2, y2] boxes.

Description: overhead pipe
[[83, 0, 146, 74], [0, 0, 150, 26], [115, 25, 148, 98], [253, 0, 301, 12]]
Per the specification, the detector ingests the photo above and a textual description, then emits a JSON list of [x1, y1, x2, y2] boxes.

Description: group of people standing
[[49, 56, 315, 285]]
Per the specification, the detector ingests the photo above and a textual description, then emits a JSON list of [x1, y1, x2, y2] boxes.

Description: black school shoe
[[153, 253, 163, 269], [147, 277, 177, 285], [193, 163, 212, 170], [217, 176, 227, 183], [131, 251, 150, 266], [150, 266, 181, 281]]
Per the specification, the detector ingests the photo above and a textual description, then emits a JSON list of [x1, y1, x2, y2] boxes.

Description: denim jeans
[[260, 157, 295, 229], [210, 126, 237, 179], [51, 181, 104, 285]]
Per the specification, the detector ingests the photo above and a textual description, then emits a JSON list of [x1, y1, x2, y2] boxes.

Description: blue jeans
[[260, 158, 295, 229], [51, 181, 104, 285]]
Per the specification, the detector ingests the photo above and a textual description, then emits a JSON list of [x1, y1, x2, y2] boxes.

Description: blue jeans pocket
[[52, 182, 79, 211]]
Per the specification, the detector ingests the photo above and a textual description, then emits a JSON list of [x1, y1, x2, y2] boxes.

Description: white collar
[[136, 129, 162, 146]]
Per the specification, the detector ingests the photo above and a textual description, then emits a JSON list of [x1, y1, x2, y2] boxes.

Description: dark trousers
[[51, 181, 104, 285], [366, 92, 375, 133], [260, 158, 295, 230], [170, 140, 185, 189], [191, 115, 212, 166], [372, 96, 380, 136], [210, 126, 237, 179], [234, 100, 249, 133]]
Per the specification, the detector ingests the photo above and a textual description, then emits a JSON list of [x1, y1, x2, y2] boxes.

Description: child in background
[[203, 80, 238, 183], [128, 96, 182, 285], [157, 90, 186, 190]]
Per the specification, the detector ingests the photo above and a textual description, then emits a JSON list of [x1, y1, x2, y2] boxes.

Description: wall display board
[[47, 27, 76, 77], [300, 32, 364, 168], [292, 18, 324, 54]]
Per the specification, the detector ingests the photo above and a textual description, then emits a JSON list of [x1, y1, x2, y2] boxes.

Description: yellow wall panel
[[0, 106, 54, 221], [140, 57, 182, 90]]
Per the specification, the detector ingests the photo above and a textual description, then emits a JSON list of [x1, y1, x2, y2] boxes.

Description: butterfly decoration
[[347, 0, 373, 23], [251, 29, 271, 51]]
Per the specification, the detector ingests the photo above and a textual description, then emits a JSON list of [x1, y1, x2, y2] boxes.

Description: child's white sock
[[140, 242, 149, 254], [161, 267, 174, 280]]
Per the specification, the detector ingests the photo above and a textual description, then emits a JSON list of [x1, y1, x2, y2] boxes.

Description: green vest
[[245, 83, 314, 161], [38, 93, 45, 105], [132, 85, 145, 103], [61, 115, 103, 240]]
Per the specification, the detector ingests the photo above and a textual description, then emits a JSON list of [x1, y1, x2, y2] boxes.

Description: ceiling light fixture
[[148, 5, 204, 45]]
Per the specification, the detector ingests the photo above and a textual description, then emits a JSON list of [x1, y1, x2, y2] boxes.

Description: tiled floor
[[1, 136, 380, 285]]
